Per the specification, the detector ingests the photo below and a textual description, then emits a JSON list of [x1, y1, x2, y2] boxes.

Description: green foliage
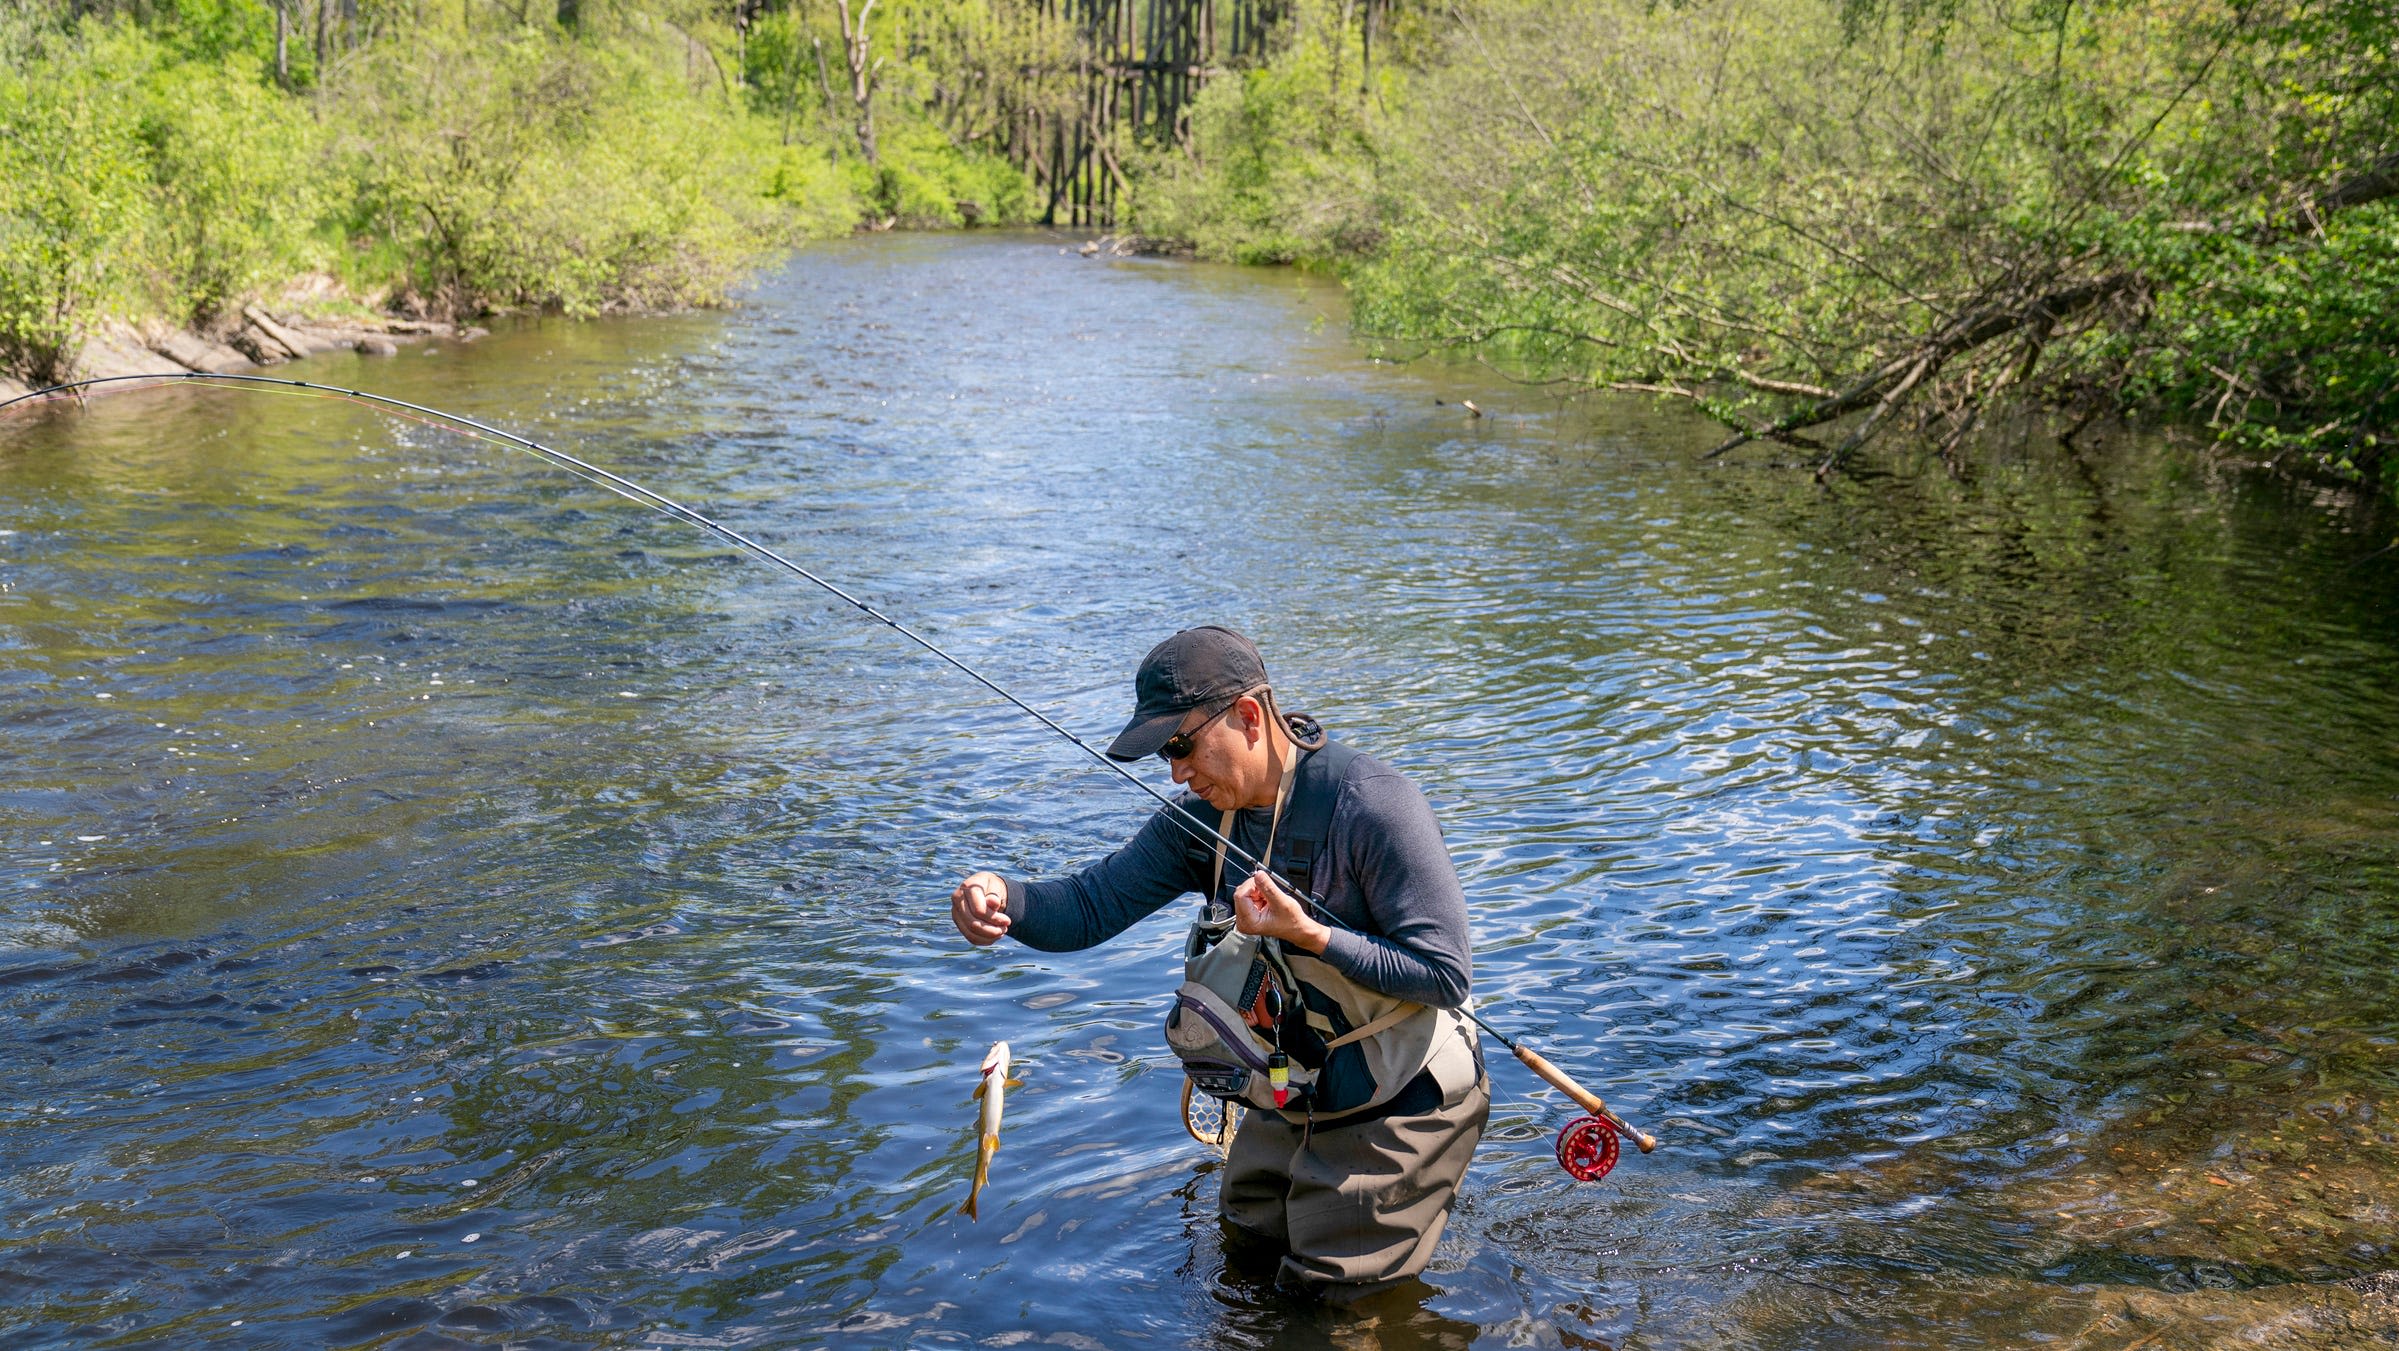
[[1130, 0, 1382, 263], [137, 49, 324, 320], [0, 0, 1036, 383], [337, 27, 848, 316], [0, 22, 151, 383], [1351, 0, 2037, 407], [82, 0, 278, 63], [1220, 0, 2399, 492], [27, 0, 2374, 499], [764, 142, 854, 212], [858, 119, 1032, 226], [2120, 203, 2399, 489], [741, 6, 834, 132], [741, 0, 1037, 226]]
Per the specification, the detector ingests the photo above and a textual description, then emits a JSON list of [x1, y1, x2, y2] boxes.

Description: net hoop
[[1181, 1077, 1243, 1155]]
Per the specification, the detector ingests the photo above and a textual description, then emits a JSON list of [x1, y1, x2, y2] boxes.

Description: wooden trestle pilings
[[1004, 0, 1286, 227]]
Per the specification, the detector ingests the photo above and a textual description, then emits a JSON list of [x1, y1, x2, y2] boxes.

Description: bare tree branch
[[1703, 271, 2137, 459]]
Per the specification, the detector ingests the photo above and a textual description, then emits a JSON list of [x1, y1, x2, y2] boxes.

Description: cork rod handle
[[1512, 1043, 1658, 1153]]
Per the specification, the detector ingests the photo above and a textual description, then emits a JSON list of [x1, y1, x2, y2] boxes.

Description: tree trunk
[[835, 0, 881, 167], [782, 5, 808, 145], [1360, 0, 1372, 94], [812, 35, 837, 134], [2311, 149, 2399, 216], [274, 1, 289, 86]]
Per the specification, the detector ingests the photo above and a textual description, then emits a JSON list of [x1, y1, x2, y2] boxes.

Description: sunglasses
[[1158, 697, 1243, 761]]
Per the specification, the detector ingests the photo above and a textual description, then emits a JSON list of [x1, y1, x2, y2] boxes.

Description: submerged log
[[243, 305, 323, 359]]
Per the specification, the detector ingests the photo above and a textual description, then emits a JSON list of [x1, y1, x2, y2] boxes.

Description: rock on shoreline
[[0, 308, 493, 400]]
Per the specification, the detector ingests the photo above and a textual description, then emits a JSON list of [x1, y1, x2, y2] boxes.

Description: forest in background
[[4, 0, 2392, 498], [0, 0, 1041, 384]]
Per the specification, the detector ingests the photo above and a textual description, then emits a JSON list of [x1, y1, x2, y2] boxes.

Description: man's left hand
[[1233, 871, 1332, 955]]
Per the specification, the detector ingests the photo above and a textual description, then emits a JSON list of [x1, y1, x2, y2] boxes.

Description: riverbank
[[2, 223, 1206, 401], [0, 281, 491, 402], [12, 0, 2389, 502]]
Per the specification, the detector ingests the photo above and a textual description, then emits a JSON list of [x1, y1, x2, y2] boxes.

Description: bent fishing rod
[[3, 370, 1657, 1158]]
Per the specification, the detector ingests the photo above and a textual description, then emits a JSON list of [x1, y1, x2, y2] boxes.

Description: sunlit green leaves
[[335, 27, 853, 316], [0, 24, 151, 382], [1183, 0, 2396, 491], [0, 0, 1039, 378], [1130, 0, 1387, 264]]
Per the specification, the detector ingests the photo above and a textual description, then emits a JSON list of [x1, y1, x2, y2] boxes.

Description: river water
[[4, 233, 2397, 1349]]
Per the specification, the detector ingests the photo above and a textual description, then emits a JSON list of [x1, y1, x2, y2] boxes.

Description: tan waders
[[1219, 1067, 1491, 1291]]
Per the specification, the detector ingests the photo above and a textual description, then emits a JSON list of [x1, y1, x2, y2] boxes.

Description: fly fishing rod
[[3, 370, 1657, 1166]]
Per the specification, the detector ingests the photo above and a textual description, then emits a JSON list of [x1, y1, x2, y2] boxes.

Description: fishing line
[[0, 373, 1279, 878], [3, 370, 1656, 1159], [6, 372, 1192, 796]]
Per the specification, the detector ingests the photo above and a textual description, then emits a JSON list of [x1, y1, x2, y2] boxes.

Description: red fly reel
[[1555, 1115, 1620, 1182]]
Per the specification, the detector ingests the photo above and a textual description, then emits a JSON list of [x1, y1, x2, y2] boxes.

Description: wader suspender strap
[[1323, 1001, 1418, 1050], [1207, 738, 1366, 921], [1208, 751, 1303, 905], [1264, 738, 1429, 1050], [1273, 738, 1357, 897]]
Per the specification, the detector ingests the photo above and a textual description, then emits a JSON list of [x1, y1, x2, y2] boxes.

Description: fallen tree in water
[[1704, 148, 2399, 479], [1701, 272, 2142, 471]]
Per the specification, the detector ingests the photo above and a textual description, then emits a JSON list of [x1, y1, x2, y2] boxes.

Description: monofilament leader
[[950, 626, 1488, 1291]]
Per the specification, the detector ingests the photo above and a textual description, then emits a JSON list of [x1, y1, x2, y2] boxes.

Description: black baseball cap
[[1104, 626, 1270, 761]]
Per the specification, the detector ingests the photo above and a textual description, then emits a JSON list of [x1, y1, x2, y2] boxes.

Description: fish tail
[[962, 1135, 997, 1220]]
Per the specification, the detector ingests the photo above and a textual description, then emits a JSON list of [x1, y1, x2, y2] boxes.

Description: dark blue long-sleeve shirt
[[999, 746, 1473, 1007]]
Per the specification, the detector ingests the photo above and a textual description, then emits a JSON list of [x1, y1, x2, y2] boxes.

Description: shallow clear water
[[4, 233, 2397, 1350]]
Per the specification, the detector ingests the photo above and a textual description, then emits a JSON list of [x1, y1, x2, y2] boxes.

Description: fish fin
[[1004, 1077, 1024, 1090], [972, 1081, 986, 1100]]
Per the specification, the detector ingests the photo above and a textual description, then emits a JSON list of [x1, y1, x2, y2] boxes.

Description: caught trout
[[961, 1040, 1020, 1220]]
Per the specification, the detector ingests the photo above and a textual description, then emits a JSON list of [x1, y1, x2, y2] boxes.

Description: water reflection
[[3, 233, 2396, 1348]]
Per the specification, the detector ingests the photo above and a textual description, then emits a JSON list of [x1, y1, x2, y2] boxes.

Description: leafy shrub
[[0, 0, 1000, 381], [137, 50, 325, 322], [1328, 0, 2398, 488], [2121, 202, 2399, 492], [0, 21, 151, 382], [338, 27, 848, 317], [1129, 0, 1382, 264], [860, 118, 1033, 227]]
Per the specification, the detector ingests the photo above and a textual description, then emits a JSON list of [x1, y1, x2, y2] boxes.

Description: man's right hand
[[951, 870, 1012, 946]]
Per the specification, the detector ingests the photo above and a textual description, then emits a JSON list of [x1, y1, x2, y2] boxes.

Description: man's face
[[1167, 695, 1272, 811]]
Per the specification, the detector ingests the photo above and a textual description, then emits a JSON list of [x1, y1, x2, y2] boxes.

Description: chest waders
[[1163, 724, 1479, 1125]]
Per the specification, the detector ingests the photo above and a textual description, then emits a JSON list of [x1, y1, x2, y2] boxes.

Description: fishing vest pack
[[1163, 725, 1478, 1122]]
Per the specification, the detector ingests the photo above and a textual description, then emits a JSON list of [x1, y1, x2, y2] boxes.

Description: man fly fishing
[[950, 625, 1488, 1293], [4, 378, 1646, 1270]]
